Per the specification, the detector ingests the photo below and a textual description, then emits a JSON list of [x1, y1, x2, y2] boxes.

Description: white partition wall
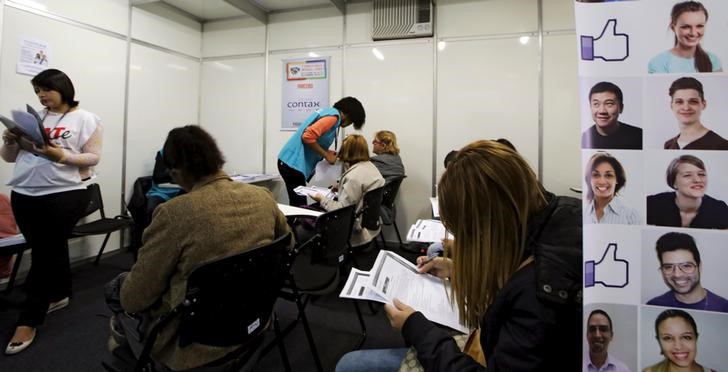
[[0, 2, 128, 260], [0, 0, 584, 254], [195, 0, 582, 243], [346, 41, 435, 234], [200, 57, 265, 175], [125, 43, 201, 198]]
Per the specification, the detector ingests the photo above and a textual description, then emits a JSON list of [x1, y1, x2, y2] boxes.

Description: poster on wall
[[576, 0, 728, 371], [281, 57, 330, 131], [17, 36, 51, 76]]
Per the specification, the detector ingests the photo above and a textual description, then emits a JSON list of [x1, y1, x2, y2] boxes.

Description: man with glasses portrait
[[647, 232, 728, 312]]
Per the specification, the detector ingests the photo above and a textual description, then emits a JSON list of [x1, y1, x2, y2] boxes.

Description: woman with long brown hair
[[648, 1, 722, 73], [336, 140, 582, 371]]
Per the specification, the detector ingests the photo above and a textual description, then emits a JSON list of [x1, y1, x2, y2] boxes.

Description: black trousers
[[11, 188, 90, 326], [277, 159, 308, 206]]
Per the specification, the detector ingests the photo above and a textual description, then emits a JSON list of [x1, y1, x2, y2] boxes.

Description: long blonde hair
[[438, 140, 547, 328]]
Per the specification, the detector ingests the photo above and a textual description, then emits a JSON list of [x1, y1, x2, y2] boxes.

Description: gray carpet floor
[[0, 243, 418, 371]]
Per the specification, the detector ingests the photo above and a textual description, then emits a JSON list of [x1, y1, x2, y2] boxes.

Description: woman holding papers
[[311, 134, 384, 247], [336, 140, 582, 371], [0, 69, 102, 355], [277, 97, 365, 206]]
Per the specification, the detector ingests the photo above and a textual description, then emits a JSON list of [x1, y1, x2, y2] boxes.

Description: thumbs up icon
[[581, 19, 630, 62], [585, 243, 629, 288]]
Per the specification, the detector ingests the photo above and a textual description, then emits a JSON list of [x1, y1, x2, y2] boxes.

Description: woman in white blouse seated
[[312, 134, 385, 247], [584, 152, 641, 225]]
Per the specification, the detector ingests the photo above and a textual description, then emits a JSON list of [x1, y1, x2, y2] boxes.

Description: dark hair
[[654, 309, 698, 340], [162, 125, 225, 183], [669, 77, 705, 101], [655, 232, 700, 265], [665, 154, 705, 189], [333, 96, 365, 130], [584, 152, 626, 201], [588, 309, 613, 332], [589, 82, 624, 111], [495, 138, 516, 151], [31, 69, 79, 108], [444, 150, 458, 168], [671, 1, 712, 72]]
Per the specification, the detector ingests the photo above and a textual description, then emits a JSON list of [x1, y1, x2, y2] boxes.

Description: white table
[[276, 203, 323, 217]]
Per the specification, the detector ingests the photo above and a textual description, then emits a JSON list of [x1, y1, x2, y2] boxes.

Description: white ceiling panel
[[165, 0, 246, 19]]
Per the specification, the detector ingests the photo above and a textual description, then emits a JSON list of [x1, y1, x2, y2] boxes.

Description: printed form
[[340, 250, 468, 334]]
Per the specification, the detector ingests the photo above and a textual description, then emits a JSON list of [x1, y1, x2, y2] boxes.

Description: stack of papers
[[340, 250, 468, 334], [293, 185, 336, 199], [406, 219, 453, 243]]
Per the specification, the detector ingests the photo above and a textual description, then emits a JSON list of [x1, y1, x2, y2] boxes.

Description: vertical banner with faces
[[576, 1, 728, 371]]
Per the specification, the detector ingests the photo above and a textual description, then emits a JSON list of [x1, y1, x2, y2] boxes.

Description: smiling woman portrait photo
[[642, 309, 716, 372], [664, 77, 728, 150], [584, 152, 641, 225], [646, 155, 728, 229], [648, 1, 723, 73]]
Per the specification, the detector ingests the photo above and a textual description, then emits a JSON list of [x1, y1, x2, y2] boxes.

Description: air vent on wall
[[372, 0, 433, 41]]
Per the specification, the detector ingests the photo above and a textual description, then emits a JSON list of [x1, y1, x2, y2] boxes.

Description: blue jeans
[[335, 348, 409, 372]]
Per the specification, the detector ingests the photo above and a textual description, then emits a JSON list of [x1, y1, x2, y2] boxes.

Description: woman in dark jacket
[[336, 140, 582, 371]]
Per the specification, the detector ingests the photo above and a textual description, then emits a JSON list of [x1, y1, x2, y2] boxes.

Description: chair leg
[[379, 233, 388, 250], [94, 233, 112, 266], [294, 295, 324, 372], [393, 222, 404, 248], [351, 300, 367, 349], [273, 313, 292, 372]]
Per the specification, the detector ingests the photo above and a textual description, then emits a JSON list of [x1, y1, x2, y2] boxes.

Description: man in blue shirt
[[647, 232, 728, 313], [584, 309, 631, 372]]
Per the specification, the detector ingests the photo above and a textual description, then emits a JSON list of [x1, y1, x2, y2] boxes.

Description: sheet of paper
[[430, 197, 439, 218], [339, 268, 387, 302], [366, 250, 468, 334], [276, 203, 323, 217], [308, 159, 342, 187], [0, 234, 26, 247], [293, 185, 336, 199], [406, 219, 452, 243]]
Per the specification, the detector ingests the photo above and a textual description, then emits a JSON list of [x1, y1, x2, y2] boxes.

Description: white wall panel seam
[[202, 53, 265, 62], [269, 44, 342, 55], [121, 2, 133, 215], [5, 1, 126, 41], [131, 38, 202, 62], [537, 0, 544, 179], [262, 22, 269, 173]]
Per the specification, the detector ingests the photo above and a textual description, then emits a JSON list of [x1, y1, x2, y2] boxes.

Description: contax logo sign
[[287, 100, 321, 110]]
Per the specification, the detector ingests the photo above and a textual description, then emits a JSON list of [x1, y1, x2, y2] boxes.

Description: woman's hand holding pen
[[416, 255, 452, 279]]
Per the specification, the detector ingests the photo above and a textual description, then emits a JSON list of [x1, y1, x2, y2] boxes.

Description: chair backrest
[[381, 176, 406, 210], [79, 183, 104, 220], [359, 186, 384, 231], [177, 232, 293, 348], [309, 204, 356, 266]]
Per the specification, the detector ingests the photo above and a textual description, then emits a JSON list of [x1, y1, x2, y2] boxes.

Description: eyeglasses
[[372, 139, 382, 145], [660, 262, 697, 274]]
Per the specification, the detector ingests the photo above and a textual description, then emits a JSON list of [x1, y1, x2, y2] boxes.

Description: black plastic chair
[[277, 204, 366, 372], [69, 183, 133, 266], [126, 232, 293, 372], [355, 185, 385, 249], [379, 176, 406, 249]]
